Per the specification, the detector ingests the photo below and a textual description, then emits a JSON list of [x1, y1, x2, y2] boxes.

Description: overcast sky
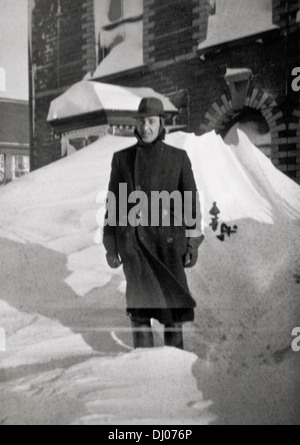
[[0, 0, 28, 101]]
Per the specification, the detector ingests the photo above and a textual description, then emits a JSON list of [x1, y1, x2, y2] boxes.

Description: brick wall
[[98, 23, 300, 183], [31, 0, 96, 169], [32, 0, 300, 182], [144, 0, 203, 67], [273, 0, 300, 29]]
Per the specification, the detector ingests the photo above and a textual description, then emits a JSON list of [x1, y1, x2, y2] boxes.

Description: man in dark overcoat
[[103, 97, 204, 349]]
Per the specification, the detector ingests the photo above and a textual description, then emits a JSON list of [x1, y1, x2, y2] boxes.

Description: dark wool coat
[[103, 132, 203, 324]]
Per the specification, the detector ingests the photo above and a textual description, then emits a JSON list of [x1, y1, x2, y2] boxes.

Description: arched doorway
[[223, 108, 272, 158], [200, 89, 286, 161]]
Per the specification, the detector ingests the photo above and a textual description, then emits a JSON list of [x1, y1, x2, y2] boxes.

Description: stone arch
[[200, 88, 288, 161], [223, 108, 272, 157], [287, 105, 300, 183], [290, 106, 300, 147], [200, 88, 286, 140], [200, 90, 300, 182]]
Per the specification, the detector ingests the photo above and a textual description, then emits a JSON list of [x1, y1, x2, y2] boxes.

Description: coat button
[[167, 237, 173, 244], [136, 185, 142, 191]]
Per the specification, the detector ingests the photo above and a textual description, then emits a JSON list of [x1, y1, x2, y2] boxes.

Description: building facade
[[31, 0, 300, 182], [0, 99, 30, 185], [30, 0, 97, 169]]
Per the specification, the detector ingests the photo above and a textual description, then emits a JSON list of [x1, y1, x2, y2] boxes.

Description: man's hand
[[106, 253, 122, 269], [184, 235, 204, 268], [184, 247, 198, 268]]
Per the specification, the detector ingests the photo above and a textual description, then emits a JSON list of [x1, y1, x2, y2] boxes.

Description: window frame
[[209, 0, 216, 16], [108, 0, 123, 23], [12, 155, 30, 180]]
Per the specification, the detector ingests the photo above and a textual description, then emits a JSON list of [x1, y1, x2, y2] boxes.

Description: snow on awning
[[198, 0, 279, 53], [47, 81, 178, 122]]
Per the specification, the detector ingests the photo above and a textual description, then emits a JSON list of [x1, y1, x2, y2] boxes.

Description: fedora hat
[[137, 97, 165, 118]]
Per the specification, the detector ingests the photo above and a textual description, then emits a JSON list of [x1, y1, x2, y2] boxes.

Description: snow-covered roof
[[93, 35, 143, 78], [93, 0, 144, 78], [199, 0, 279, 52], [47, 81, 178, 122], [93, 20, 144, 78]]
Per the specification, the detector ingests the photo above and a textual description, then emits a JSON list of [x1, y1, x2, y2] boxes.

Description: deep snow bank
[[0, 300, 93, 370], [0, 294, 215, 425], [0, 300, 214, 425], [0, 130, 299, 424], [0, 343, 214, 425], [0, 131, 299, 298]]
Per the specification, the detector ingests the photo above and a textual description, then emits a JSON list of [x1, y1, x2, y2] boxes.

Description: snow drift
[[0, 130, 298, 298], [0, 130, 299, 425]]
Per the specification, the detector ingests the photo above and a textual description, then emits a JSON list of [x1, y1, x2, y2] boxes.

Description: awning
[[47, 81, 178, 123]]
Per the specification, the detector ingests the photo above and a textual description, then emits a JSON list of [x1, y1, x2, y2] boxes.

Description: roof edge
[[91, 64, 148, 83], [198, 28, 280, 54], [0, 98, 29, 105]]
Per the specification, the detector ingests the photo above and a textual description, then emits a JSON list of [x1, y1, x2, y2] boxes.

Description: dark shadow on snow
[[0, 236, 132, 357]]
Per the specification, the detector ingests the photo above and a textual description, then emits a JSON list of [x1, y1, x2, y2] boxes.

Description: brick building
[[30, 0, 300, 182], [0, 99, 30, 185], [30, 0, 96, 169]]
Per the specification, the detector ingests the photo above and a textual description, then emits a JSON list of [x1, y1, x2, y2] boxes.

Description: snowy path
[[0, 237, 214, 425]]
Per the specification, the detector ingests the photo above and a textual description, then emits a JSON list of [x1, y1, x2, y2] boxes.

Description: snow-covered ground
[[0, 131, 299, 425]]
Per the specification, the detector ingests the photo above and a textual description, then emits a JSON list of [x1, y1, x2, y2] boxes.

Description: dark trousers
[[131, 319, 184, 350]]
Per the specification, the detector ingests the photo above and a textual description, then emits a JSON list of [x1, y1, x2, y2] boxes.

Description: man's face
[[137, 116, 161, 144]]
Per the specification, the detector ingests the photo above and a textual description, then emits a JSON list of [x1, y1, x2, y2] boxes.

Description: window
[[108, 0, 123, 22], [209, 0, 216, 15], [0, 154, 5, 184], [12, 155, 30, 180]]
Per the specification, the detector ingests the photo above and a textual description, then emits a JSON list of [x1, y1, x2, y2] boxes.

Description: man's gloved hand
[[106, 253, 122, 269], [184, 247, 198, 268], [184, 234, 204, 269]]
